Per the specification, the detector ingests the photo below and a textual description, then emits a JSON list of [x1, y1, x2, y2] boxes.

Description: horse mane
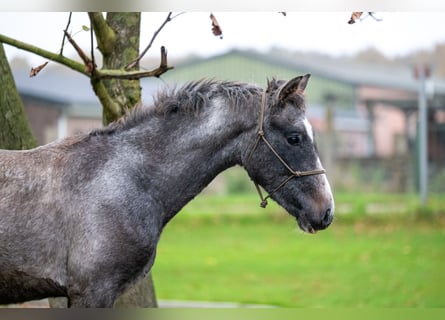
[[90, 79, 262, 136]]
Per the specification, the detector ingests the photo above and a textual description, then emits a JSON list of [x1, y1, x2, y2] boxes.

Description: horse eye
[[287, 134, 301, 146]]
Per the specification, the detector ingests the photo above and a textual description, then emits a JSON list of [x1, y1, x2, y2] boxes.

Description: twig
[[96, 67, 174, 80], [368, 12, 383, 22], [160, 46, 167, 69], [99, 46, 173, 80], [63, 30, 90, 65], [90, 78, 121, 119], [90, 18, 96, 75], [59, 12, 72, 55], [0, 32, 88, 76], [63, 30, 95, 73], [125, 12, 178, 70]]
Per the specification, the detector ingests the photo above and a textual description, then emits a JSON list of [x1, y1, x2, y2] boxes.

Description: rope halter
[[247, 91, 326, 208]]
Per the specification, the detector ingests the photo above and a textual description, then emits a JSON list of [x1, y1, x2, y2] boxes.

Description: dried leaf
[[348, 12, 363, 24], [210, 13, 223, 39], [29, 61, 49, 77]]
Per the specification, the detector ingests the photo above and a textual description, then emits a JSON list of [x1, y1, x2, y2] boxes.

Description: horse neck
[[114, 98, 257, 223]]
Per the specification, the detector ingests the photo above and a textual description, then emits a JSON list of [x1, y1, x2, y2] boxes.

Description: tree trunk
[[0, 42, 36, 149]]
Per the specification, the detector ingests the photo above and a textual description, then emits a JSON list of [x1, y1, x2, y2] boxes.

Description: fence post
[[414, 65, 430, 206]]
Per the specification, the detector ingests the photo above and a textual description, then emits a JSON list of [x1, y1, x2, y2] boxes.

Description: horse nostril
[[322, 208, 333, 227]]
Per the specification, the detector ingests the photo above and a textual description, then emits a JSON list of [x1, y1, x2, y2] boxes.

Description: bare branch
[[90, 78, 121, 119], [1, 33, 173, 81], [99, 46, 173, 80], [90, 18, 96, 75], [59, 12, 72, 55], [63, 30, 96, 73], [160, 46, 167, 69], [125, 12, 175, 70], [0, 33, 88, 76], [63, 30, 90, 65], [368, 12, 383, 22], [95, 68, 172, 80]]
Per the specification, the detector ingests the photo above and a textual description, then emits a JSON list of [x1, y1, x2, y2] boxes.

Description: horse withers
[[0, 74, 334, 307]]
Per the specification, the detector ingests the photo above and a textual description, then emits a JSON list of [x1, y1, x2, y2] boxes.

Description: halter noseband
[[247, 91, 326, 208]]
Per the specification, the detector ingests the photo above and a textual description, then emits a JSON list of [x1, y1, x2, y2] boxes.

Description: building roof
[[12, 66, 165, 118], [13, 66, 98, 105], [240, 49, 445, 94], [168, 49, 445, 110]]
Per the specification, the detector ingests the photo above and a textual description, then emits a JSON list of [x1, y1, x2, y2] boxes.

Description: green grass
[[152, 193, 445, 307]]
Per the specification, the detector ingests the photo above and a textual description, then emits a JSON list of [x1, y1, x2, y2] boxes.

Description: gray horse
[[0, 75, 334, 307]]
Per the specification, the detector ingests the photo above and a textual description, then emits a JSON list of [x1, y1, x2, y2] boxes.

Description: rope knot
[[260, 199, 268, 208], [258, 130, 264, 136]]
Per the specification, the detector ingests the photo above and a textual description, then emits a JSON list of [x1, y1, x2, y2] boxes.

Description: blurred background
[[1, 12, 444, 307]]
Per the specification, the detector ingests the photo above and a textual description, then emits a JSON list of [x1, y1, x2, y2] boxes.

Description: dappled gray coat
[[0, 76, 334, 307]]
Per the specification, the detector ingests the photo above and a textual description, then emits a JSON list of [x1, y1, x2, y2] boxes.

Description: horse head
[[244, 74, 334, 233]]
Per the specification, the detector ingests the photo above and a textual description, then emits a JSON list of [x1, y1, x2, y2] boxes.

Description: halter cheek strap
[[247, 91, 326, 208]]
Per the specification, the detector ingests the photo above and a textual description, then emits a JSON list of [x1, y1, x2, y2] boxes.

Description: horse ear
[[278, 74, 311, 103], [266, 78, 275, 93]]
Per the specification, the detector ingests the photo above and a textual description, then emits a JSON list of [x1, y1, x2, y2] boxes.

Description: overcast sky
[[1, 12, 445, 66]]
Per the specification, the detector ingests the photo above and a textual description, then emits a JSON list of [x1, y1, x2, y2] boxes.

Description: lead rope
[[248, 91, 326, 208]]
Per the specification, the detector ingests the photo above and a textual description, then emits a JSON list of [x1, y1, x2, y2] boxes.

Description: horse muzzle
[[295, 200, 334, 234]]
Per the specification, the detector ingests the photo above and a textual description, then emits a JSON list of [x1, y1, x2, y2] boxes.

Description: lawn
[[152, 193, 445, 307]]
